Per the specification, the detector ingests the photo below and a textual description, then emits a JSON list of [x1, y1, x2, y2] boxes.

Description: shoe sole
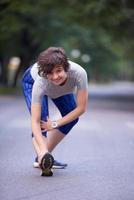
[[33, 162, 40, 168], [52, 165, 66, 169], [40, 153, 54, 176], [40, 169, 53, 177], [33, 163, 66, 169], [33, 162, 67, 169]]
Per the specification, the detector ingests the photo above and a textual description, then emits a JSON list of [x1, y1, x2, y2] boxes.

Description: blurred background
[[0, 0, 134, 90], [1, 2, 134, 199]]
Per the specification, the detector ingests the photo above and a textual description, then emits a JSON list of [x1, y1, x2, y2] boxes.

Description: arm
[[31, 103, 47, 154], [41, 89, 88, 131], [57, 89, 88, 126]]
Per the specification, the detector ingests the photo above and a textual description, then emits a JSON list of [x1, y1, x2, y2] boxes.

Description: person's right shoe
[[40, 169, 53, 177], [33, 157, 68, 169], [40, 152, 54, 170], [39, 152, 54, 177]]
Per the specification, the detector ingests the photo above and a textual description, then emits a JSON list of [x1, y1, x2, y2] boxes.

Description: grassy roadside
[[0, 86, 22, 95]]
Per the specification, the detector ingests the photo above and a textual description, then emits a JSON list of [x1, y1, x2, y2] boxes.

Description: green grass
[[0, 86, 22, 95]]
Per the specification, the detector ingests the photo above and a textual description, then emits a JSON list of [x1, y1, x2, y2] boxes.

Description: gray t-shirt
[[31, 60, 88, 103]]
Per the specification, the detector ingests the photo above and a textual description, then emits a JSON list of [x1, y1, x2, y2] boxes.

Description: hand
[[38, 151, 47, 164], [40, 117, 53, 131]]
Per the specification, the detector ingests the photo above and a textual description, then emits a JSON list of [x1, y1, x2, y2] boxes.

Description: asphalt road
[[1, 83, 134, 200]]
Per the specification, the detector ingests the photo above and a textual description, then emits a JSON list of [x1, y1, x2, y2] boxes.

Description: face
[[46, 65, 68, 85]]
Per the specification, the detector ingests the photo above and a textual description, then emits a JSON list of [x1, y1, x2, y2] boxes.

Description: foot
[[33, 157, 39, 168], [33, 157, 68, 169], [53, 160, 68, 169], [40, 169, 53, 177], [40, 152, 54, 170], [39, 153, 54, 177]]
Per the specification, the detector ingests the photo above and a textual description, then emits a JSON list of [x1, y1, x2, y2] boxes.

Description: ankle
[[38, 151, 48, 163]]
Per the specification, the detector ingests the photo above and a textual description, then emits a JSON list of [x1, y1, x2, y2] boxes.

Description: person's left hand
[[40, 117, 53, 131]]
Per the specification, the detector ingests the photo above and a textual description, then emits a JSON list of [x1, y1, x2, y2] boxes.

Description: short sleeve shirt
[[31, 60, 88, 104]]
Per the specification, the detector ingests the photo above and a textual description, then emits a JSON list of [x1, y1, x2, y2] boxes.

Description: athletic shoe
[[53, 160, 68, 169], [40, 169, 53, 177], [40, 152, 54, 170], [33, 157, 39, 168], [33, 157, 68, 169], [39, 152, 54, 176]]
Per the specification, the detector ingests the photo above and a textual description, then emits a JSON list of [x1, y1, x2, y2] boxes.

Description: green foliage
[[0, 0, 134, 85]]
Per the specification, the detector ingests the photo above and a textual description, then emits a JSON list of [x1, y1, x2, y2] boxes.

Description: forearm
[[57, 107, 85, 127], [39, 90, 88, 132], [31, 120, 47, 153], [31, 103, 47, 153]]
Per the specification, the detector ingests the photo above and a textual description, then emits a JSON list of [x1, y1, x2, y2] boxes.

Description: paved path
[[0, 83, 134, 200]]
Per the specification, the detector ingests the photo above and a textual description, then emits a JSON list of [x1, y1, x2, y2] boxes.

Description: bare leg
[[47, 129, 65, 152], [32, 137, 41, 156], [32, 136, 48, 162], [32, 129, 65, 155]]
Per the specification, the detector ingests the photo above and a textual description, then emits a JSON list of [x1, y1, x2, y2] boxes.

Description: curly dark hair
[[37, 47, 69, 77]]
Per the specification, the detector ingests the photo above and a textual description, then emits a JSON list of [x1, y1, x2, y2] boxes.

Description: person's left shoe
[[33, 157, 68, 169], [53, 160, 68, 169], [33, 157, 39, 168]]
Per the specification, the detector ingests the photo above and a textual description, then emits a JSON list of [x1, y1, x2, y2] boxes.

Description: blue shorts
[[22, 67, 79, 137]]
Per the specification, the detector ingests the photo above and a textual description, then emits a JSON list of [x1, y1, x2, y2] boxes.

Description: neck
[[59, 76, 68, 86]]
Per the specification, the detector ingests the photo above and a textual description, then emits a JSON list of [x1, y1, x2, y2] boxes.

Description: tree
[[0, 0, 134, 85]]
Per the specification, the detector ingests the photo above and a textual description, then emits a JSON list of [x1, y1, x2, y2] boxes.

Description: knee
[[58, 117, 79, 135]]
